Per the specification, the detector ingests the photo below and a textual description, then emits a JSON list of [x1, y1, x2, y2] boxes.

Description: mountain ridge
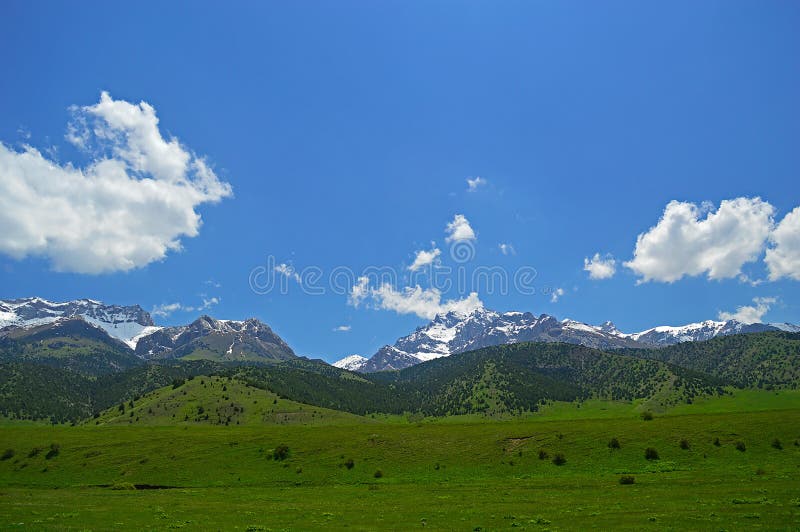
[[342, 307, 800, 372]]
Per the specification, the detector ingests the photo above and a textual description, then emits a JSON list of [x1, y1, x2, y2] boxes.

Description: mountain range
[[0, 298, 294, 366], [336, 307, 800, 372], [1, 297, 798, 374], [1, 297, 798, 423]]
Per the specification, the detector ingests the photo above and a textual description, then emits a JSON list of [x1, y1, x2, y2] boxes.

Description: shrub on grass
[[374, 469, 383, 478], [28, 448, 42, 458], [272, 444, 290, 461], [735, 441, 746, 452], [644, 447, 659, 460], [608, 438, 620, 449], [552, 453, 566, 466], [641, 411, 654, 421], [679, 439, 690, 450], [713, 437, 721, 447], [619, 475, 635, 485], [1, 449, 14, 461], [45, 444, 60, 460], [344, 458, 355, 470], [771, 438, 782, 450], [538, 449, 549, 460]]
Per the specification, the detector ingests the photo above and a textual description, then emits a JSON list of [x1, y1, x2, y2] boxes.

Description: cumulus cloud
[[583, 253, 616, 280], [275, 263, 302, 284], [498, 243, 516, 256], [718, 297, 776, 324], [151, 302, 183, 318], [151, 296, 220, 318], [765, 206, 800, 281], [408, 245, 441, 271], [624, 198, 775, 283], [550, 287, 565, 303], [371, 284, 483, 319], [466, 176, 487, 192], [333, 325, 351, 332], [0, 92, 232, 274], [347, 277, 483, 319], [445, 214, 476, 243], [348, 276, 371, 308]]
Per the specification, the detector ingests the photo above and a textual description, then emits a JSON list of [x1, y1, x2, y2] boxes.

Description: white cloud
[[151, 296, 219, 318], [0, 92, 232, 274], [718, 297, 776, 324], [371, 284, 483, 319], [765, 206, 800, 281], [151, 302, 183, 318], [348, 277, 483, 320], [498, 243, 516, 256], [408, 245, 441, 271], [466, 176, 487, 192], [333, 325, 351, 332], [550, 287, 565, 303], [624, 198, 775, 283], [275, 263, 302, 284], [583, 253, 616, 280], [348, 276, 370, 308], [445, 214, 476, 243]]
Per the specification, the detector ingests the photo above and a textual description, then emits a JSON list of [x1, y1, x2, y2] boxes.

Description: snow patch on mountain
[[332, 354, 368, 371], [0, 297, 159, 349]]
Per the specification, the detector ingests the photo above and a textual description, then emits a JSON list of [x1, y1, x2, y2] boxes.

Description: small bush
[[28, 447, 42, 458], [713, 437, 721, 447], [373, 469, 383, 478], [645, 447, 659, 460], [538, 449, 549, 460], [1, 449, 14, 461], [110, 482, 136, 490], [735, 441, 746, 452], [272, 444, 290, 461], [679, 439, 690, 450], [344, 458, 355, 470], [619, 475, 635, 485], [45, 443, 60, 460], [641, 411, 654, 421], [608, 438, 620, 449], [552, 453, 566, 466], [771, 438, 782, 450]]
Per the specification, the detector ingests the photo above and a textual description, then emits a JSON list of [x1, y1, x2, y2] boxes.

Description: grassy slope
[[1, 398, 799, 530], [91, 376, 369, 426]]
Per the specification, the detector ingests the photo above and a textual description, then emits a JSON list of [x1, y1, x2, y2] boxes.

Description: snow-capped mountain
[[358, 308, 643, 373], [134, 315, 295, 361], [0, 297, 160, 349], [354, 307, 800, 372], [331, 354, 368, 371], [621, 320, 777, 346]]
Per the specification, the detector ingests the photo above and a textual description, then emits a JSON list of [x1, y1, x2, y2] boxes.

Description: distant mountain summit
[[339, 307, 799, 372], [0, 297, 159, 349], [331, 354, 368, 371], [0, 298, 295, 364], [134, 315, 295, 362]]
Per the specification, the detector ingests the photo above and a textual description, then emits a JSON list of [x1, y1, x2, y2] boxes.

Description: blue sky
[[0, 1, 798, 362]]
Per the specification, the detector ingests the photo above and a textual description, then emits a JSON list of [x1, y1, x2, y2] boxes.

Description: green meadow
[[1, 381, 799, 530]]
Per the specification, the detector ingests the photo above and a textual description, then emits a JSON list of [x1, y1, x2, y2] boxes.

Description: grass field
[[1, 384, 799, 530]]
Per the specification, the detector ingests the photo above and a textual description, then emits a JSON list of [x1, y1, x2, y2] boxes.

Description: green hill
[[91, 375, 368, 426], [0, 318, 142, 376], [369, 342, 725, 416], [626, 331, 800, 387]]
